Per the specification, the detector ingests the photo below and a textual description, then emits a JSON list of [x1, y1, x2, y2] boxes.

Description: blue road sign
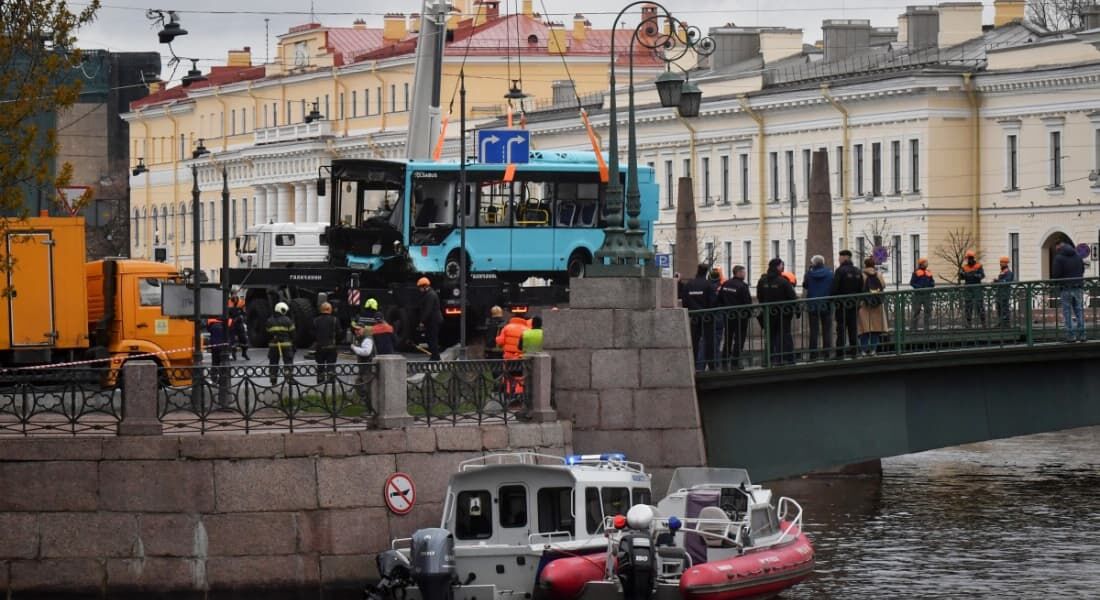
[[655, 253, 671, 268], [477, 129, 530, 164]]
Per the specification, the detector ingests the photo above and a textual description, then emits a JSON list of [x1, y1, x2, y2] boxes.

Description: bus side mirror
[[316, 177, 326, 197]]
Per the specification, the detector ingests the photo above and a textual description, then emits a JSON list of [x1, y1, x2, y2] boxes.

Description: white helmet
[[274, 301, 289, 315]]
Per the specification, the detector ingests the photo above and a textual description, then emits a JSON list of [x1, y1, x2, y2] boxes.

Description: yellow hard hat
[[365, 298, 379, 310]]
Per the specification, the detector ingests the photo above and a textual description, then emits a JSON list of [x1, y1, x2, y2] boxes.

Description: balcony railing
[[253, 121, 332, 145]]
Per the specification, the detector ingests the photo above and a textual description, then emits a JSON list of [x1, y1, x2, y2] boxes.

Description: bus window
[[412, 181, 455, 229], [477, 180, 512, 227], [456, 490, 493, 540], [516, 181, 551, 227], [537, 487, 574, 534]]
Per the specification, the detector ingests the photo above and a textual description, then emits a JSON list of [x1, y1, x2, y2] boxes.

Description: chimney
[[547, 21, 568, 54], [1084, 5, 1100, 30], [759, 29, 804, 63], [870, 27, 898, 46], [552, 80, 576, 104], [473, 0, 499, 26], [572, 13, 587, 41], [352, 18, 366, 30], [706, 26, 762, 70], [227, 47, 252, 67], [897, 14, 909, 44], [383, 13, 407, 42], [522, 0, 533, 17], [822, 19, 871, 61], [937, 2, 983, 47], [408, 13, 420, 33], [993, 0, 1025, 27], [906, 5, 939, 49]]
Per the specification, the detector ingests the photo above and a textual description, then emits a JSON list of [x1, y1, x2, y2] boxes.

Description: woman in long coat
[[858, 257, 889, 356]]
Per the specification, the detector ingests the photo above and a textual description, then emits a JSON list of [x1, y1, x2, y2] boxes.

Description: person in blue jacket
[[1052, 242, 1086, 342], [909, 258, 935, 330], [802, 255, 834, 360]]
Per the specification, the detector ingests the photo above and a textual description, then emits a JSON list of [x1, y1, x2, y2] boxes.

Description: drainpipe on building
[[332, 67, 349, 137], [963, 72, 982, 254], [369, 61, 388, 132], [821, 84, 850, 248], [739, 95, 767, 278], [167, 108, 181, 268], [214, 87, 228, 151]]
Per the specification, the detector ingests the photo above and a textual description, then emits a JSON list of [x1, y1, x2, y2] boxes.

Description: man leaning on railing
[[802, 255, 834, 361], [1052, 242, 1087, 342], [909, 258, 935, 331]]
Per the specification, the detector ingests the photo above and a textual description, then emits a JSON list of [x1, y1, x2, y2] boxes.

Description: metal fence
[[407, 359, 532, 426], [158, 363, 378, 434], [0, 368, 121, 436], [689, 277, 1100, 372]]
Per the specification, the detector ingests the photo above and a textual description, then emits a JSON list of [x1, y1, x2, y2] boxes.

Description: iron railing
[[0, 368, 121, 436], [158, 363, 378, 434], [689, 277, 1100, 372], [407, 359, 532, 426]]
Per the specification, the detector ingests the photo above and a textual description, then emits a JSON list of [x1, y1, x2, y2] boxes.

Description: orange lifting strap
[[432, 113, 449, 161], [580, 109, 609, 183]]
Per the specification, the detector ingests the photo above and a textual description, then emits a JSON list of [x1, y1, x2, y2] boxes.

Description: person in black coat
[[757, 258, 798, 365], [717, 265, 753, 368], [312, 302, 340, 384], [1052, 242, 1086, 342], [681, 263, 717, 371], [831, 249, 863, 359], [416, 277, 443, 360]]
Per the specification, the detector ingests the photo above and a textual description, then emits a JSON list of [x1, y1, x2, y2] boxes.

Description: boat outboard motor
[[616, 534, 655, 600], [409, 528, 456, 600], [365, 550, 412, 600]]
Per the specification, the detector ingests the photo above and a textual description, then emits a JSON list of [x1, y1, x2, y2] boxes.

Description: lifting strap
[[580, 109, 609, 183], [432, 113, 449, 161]]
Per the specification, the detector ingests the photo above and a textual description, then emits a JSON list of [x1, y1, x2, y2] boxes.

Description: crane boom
[[406, 0, 451, 160]]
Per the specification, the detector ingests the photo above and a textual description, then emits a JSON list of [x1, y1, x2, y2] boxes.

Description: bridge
[[689, 277, 1100, 480]]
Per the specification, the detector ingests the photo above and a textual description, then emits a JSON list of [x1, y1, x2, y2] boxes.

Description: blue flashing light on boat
[[667, 516, 682, 532]]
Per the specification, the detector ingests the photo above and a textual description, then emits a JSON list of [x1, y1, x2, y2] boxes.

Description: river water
[[767, 425, 1100, 599]]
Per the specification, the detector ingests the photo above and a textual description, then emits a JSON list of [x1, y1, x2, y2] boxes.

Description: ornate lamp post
[[590, 2, 714, 277]]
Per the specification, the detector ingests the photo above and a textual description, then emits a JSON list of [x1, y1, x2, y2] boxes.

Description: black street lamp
[[191, 139, 209, 403], [590, 2, 714, 277]]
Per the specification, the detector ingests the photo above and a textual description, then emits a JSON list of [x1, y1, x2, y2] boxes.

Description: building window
[[263, 104, 269, 128], [909, 139, 920, 193], [787, 239, 795, 269], [802, 149, 811, 201], [891, 141, 901, 194], [769, 152, 779, 201], [351, 91, 357, 117], [854, 144, 864, 197], [1007, 134, 1019, 191], [857, 236, 865, 263], [739, 153, 749, 204], [702, 157, 711, 206], [910, 234, 920, 270], [785, 150, 795, 202], [871, 142, 882, 197], [720, 155, 730, 204], [683, 158, 692, 182], [664, 160, 674, 209], [179, 134, 185, 160], [743, 241, 752, 283], [339, 93, 345, 119], [133, 209, 141, 246], [1050, 130, 1063, 188], [704, 241, 714, 264], [404, 82, 410, 111], [364, 89, 370, 115], [376, 87, 382, 114], [771, 239, 780, 260], [209, 201, 216, 241], [892, 235, 902, 286], [179, 203, 187, 244], [835, 145, 844, 197], [725, 241, 732, 276], [1009, 232, 1020, 273], [389, 84, 396, 112], [242, 197, 249, 231]]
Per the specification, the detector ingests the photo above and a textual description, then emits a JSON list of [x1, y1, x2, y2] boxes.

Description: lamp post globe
[[676, 80, 702, 118]]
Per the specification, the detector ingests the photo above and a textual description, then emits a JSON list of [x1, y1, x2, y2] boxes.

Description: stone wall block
[[317, 454, 396, 508], [405, 427, 437, 453], [214, 458, 317, 512], [101, 460, 215, 513], [0, 462, 97, 511], [139, 514, 201, 557], [0, 438, 102, 461], [549, 349, 592, 390], [102, 436, 180, 460], [106, 557, 201, 591], [659, 429, 707, 468], [180, 434, 283, 460], [555, 390, 599, 429], [598, 389, 633, 429], [0, 513, 38, 559], [507, 423, 543, 449], [284, 432, 362, 457], [638, 348, 695, 389], [572, 429, 662, 466], [632, 388, 696, 430], [435, 427, 483, 451], [40, 513, 139, 558], [9, 558, 104, 591], [387, 501, 444, 540], [204, 512, 299, 556], [395, 452, 481, 504], [543, 309, 612, 349], [361, 429, 408, 454], [321, 554, 378, 586], [539, 422, 566, 447], [205, 555, 319, 590], [591, 349, 639, 389], [481, 425, 509, 450], [569, 278, 667, 310]]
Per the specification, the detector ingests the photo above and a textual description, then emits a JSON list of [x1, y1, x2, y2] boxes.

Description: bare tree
[[933, 228, 976, 284], [1028, 0, 1093, 31]]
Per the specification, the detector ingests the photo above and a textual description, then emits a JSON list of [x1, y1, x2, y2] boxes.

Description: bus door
[[511, 179, 554, 272], [553, 181, 602, 268], [469, 179, 511, 272]]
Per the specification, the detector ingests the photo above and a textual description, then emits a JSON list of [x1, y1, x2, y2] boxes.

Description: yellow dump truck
[[1, 215, 193, 383]]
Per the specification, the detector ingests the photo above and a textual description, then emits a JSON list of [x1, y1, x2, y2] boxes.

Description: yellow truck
[[1, 215, 193, 383]]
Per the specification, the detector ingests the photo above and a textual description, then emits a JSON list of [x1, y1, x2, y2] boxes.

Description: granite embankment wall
[[0, 423, 571, 598]]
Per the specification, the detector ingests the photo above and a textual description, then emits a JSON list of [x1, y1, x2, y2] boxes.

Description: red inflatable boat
[[679, 524, 814, 600], [538, 551, 611, 600]]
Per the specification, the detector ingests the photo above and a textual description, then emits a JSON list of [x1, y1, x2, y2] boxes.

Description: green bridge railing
[[688, 277, 1100, 372]]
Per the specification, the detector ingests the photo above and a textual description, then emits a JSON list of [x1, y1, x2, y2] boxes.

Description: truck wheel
[[246, 298, 271, 348], [385, 305, 411, 350], [289, 298, 316, 348]]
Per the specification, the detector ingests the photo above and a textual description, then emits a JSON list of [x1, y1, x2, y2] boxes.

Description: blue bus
[[324, 151, 659, 285]]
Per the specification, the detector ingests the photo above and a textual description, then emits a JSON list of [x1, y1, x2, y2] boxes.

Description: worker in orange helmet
[[958, 250, 986, 326], [416, 277, 442, 360], [994, 256, 1015, 326]]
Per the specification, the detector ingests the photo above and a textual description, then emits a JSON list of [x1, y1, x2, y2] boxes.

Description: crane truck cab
[[235, 222, 328, 269]]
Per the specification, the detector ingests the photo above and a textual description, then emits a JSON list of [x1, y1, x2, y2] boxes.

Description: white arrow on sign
[[480, 135, 500, 161], [506, 135, 526, 162]]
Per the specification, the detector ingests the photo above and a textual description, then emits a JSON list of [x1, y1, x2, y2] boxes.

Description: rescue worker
[[359, 298, 397, 355], [994, 256, 1015, 327], [416, 277, 442, 361], [717, 265, 752, 368], [831, 250, 864, 359], [520, 316, 544, 353], [495, 313, 530, 401], [680, 263, 716, 371], [265, 301, 295, 385], [312, 302, 340, 383], [484, 305, 506, 359], [227, 294, 249, 360], [349, 321, 376, 402], [757, 258, 798, 365], [909, 258, 935, 331], [959, 250, 986, 327]]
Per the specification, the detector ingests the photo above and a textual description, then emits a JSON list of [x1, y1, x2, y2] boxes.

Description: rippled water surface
[[768, 426, 1100, 599]]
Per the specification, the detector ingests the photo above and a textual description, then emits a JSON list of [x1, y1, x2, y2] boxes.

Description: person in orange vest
[[958, 250, 986, 327], [909, 258, 935, 331], [227, 294, 249, 360], [781, 270, 797, 286], [494, 313, 530, 400]]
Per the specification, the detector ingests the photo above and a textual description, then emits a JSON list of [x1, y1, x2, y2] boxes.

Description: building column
[[275, 183, 291, 223], [317, 183, 330, 225], [266, 184, 278, 224], [293, 181, 307, 223], [306, 180, 318, 222], [253, 185, 268, 226]]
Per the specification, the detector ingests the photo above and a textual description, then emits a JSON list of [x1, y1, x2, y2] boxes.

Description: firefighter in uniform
[[266, 302, 295, 385], [312, 302, 340, 383]]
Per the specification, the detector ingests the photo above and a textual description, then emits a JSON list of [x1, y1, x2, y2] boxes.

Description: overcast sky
[[77, 0, 997, 83]]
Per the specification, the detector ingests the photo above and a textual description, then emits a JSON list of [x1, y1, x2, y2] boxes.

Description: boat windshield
[[666, 468, 751, 496]]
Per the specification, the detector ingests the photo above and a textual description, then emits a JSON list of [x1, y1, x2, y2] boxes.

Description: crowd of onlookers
[[680, 241, 1089, 371]]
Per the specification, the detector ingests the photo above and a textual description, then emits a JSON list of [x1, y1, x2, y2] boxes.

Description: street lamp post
[[190, 140, 209, 408], [590, 2, 714, 278]]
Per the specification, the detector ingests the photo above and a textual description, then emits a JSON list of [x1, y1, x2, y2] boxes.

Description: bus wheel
[[567, 250, 590, 278], [444, 251, 471, 281]]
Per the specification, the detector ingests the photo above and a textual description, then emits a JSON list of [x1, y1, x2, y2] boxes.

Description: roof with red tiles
[[131, 64, 266, 110]]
